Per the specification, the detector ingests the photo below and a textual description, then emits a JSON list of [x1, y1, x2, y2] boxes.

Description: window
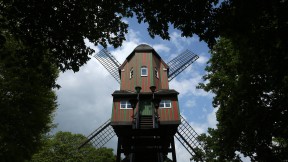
[[120, 100, 132, 109], [154, 68, 159, 78], [159, 100, 171, 108], [130, 68, 133, 79], [141, 66, 148, 76]]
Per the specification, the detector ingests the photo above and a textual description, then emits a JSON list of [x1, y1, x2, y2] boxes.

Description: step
[[139, 116, 153, 129]]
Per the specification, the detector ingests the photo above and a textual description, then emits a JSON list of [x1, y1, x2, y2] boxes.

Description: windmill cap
[[119, 43, 169, 71], [134, 44, 154, 51], [126, 44, 158, 60]]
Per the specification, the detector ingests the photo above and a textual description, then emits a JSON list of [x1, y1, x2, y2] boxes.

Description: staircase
[[139, 115, 153, 129]]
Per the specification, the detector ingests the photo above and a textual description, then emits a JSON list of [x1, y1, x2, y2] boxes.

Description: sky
[[53, 18, 217, 162]]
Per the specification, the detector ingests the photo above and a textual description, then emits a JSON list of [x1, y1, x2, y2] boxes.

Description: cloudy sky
[[53, 17, 217, 162]]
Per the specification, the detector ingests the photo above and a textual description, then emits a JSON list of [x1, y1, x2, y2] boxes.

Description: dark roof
[[155, 89, 179, 95], [125, 44, 161, 61], [118, 44, 170, 75], [112, 89, 179, 97], [134, 44, 154, 52]]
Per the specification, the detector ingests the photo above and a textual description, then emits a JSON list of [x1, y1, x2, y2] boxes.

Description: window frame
[[159, 100, 172, 108], [130, 68, 133, 79], [154, 67, 159, 78], [120, 100, 132, 109], [141, 66, 148, 76]]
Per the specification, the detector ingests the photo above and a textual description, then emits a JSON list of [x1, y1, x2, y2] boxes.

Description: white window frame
[[130, 68, 133, 79], [154, 68, 159, 78], [120, 100, 132, 109], [159, 100, 172, 108], [141, 66, 148, 76]]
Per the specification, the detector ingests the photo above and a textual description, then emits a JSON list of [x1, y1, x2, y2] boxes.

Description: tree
[[1, 1, 287, 71], [1, 0, 287, 161], [191, 128, 242, 162], [198, 38, 288, 161], [0, 33, 58, 161], [0, 0, 218, 72], [0, 0, 132, 72], [30, 131, 115, 162]]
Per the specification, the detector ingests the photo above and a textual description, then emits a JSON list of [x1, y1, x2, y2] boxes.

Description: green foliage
[[1, 0, 287, 72], [199, 37, 288, 161], [0, 33, 58, 161], [0, 0, 219, 72], [196, 1, 288, 161], [0, 0, 131, 72], [30, 131, 115, 162], [1, 1, 287, 161], [191, 128, 241, 162]]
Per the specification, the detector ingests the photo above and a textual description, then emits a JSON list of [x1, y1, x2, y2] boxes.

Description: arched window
[[141, 66, 148, 76], [130, 68, 133, 79], [159, 100, 171, 108]]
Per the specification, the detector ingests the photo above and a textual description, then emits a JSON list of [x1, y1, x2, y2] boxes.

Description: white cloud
[[111, 29, 143, 63], [170, 32, 197, 52], [170, 75, 212, 98], [185, 100, 196, 108], [196, 54, 209, 65], [54, 58, 118, 135], [191, 108, 217, 133], [152, 44, 170, 53]]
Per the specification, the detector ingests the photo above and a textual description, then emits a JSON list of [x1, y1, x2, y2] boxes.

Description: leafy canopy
[[198, 37, 288, 161], [1, 0, 218, 72], [1, 0, 287, 72], [30, 131, 115, 162], [0, 33, 58, 161], [1, 0, 288, 161]]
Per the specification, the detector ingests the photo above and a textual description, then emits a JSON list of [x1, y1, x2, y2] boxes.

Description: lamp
[[150, 85, 156, 100], [150, 86, 156, 93], [135, 86, 142, 94]]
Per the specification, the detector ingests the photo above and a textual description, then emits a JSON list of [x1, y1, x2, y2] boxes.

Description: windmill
[[79, 44, 204, 162]]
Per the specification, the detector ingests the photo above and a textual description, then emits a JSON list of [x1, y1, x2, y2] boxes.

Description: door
[[139, 100, 152, 115]]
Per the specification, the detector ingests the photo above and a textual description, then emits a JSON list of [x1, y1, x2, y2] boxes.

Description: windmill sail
[[94, 49, 121, 83], [78, 119, 115, 149], [175, 115, 204, 160], [167, 50, 199, 81]]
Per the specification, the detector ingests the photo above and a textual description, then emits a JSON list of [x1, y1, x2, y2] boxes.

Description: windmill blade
[[167, 50, 199, 81], [175, 115, 204, 160], [94, 49, 121, 83], [78, 119, 116, 149]]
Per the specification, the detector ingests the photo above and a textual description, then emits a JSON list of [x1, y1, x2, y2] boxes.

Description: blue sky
[[53, 17, 216, 161]]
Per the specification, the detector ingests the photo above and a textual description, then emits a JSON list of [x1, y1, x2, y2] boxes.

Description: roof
[[126, 44, 160, 61], [134, 44, 154, 51], [112, 89, 179, 97], [119, 44, 169, 70]]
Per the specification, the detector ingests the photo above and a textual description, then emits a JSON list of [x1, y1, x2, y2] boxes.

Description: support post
[[171, 137, 177, 162], [116, 138, 121, 162]]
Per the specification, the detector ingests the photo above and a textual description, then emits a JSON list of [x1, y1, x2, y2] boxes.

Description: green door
[[139, 100, 152, 115]]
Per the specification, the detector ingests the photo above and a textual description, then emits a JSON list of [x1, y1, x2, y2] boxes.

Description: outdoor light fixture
[[135, 86, 142, 94], [150, 86, 156, 93], [150, 85, 156, 100]]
